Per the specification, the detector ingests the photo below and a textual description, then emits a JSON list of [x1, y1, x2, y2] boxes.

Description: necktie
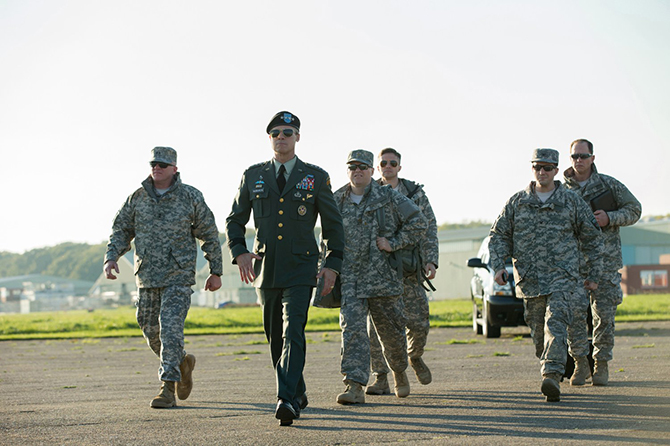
[[277, 164, 287, 193]]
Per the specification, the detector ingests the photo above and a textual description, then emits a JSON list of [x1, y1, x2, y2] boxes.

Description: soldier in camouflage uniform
[[104, 147, 223, 408], [226, 112, 345, 426], [334, 149, 427, 405], [564, 139, 641, 386], [489, 148, 603, 402], [366, 148, 439, 395]]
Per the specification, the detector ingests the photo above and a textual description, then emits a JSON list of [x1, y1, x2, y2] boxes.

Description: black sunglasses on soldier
[[380, 160, 398, 168], [270, 129, 296, 138]]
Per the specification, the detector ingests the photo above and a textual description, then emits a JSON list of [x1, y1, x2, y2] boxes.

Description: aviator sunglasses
[[380, 160, 399, 168], [347, 164, 370, 171], [270, 129, 296, 138], [532, 164, 557, 172], [150, 162, 172, 169], [570, 153, 592, 160]]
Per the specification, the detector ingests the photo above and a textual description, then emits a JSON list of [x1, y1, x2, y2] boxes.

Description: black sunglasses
[[150, 162, 172, 168], [532, 164, 557, 172], [380, 160, 398, 168], [270, 129, 296, 138], [347, 164, 370, 171], [571, 153, 592, 160]]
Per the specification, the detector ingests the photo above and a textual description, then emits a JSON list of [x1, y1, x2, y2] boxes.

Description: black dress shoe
[[293, 394, 308, 419], [275, 399, 297, 426], [296, 393, 309, 410]]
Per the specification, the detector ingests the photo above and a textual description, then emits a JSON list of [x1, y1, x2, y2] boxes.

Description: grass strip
[[0, 294, 668, 340]]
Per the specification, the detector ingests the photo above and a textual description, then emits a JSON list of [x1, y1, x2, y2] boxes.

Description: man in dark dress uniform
[[225, 111, 345, 426]]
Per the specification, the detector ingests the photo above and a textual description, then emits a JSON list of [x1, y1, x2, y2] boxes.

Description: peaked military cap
[[266, 111, 300, 133], [151, 147, 177, 165]]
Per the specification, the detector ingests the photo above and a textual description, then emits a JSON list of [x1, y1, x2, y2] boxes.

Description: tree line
[[0, 243, 107, 283], [0, 232, 231, 283]]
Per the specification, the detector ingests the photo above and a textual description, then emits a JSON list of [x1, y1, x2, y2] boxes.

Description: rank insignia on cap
[[298, 205, 307, 216], [282, 113, 294, 124]]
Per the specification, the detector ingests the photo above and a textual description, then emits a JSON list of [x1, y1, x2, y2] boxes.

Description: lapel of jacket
[[260, 161, 280, 195]]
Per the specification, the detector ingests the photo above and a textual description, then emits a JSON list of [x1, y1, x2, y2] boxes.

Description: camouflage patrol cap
[[266, 111, 300, 133], [347, 149, 374, 167], [151, 147, 177, 165], [531, 148, 559, 165]]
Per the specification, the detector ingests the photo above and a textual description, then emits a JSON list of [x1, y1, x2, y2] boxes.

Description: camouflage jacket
[[225, 157, 345, 288], [377, 178, 439, 268], [564, 164, 641, 271], [105, 173, 223, 288], [334, 180, 427, 298], [489, 181, 604, 298]]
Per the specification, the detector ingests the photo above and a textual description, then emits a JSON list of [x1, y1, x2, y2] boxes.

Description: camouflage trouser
[[524, 291, 576, 377], [368, 276, 429, 375], [566, 287, 591, 358], [340, 291, 408, 386], [591, 271, 623, 361], [136, 286, 192, 382]]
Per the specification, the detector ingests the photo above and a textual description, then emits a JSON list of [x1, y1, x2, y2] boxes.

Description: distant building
[[88, 255, 136, 306], [0, 275, 94, 313], [431, 226, 491, 300], [619, 220, 670, 295], [621, 264, 670, 295], [193, 235, 257, 307]]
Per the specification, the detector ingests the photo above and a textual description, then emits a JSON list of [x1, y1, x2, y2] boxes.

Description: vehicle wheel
[[482, 298, 501, 338], [472, 302, 483, 335]]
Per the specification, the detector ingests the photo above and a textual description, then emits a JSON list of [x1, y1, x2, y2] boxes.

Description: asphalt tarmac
[[2, 321, 670, 445]]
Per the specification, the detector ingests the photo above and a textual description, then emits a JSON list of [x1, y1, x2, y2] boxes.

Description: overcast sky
[[1, 0, 668, 253]]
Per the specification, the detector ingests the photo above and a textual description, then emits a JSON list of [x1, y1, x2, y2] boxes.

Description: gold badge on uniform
[[298, 205, 307, 216]]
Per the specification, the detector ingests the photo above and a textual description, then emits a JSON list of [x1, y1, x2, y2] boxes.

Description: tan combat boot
[[410, 357, 432, 385], [541, 373, 561, 402], [177, 353, 196, 400], [336, 380, 365, 404], [393, 370, 410, 398], [366, 373, 391, 395], [592, 360, 609, 386], [570, 356, 591, 386], [151, 381, 176, 408]]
